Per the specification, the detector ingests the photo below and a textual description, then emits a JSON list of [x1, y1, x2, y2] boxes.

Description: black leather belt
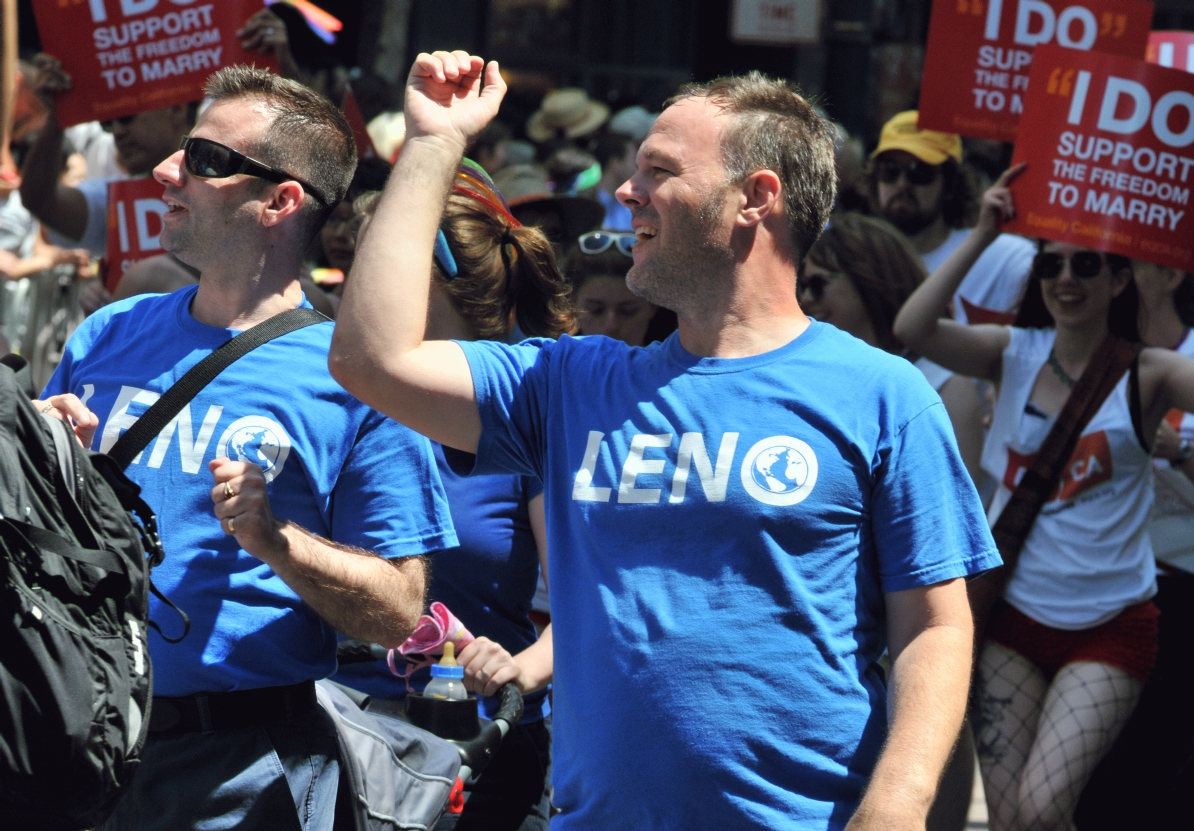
[[148, 680, 318, 736]]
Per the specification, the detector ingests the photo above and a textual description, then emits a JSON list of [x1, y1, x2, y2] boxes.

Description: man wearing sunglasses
[[868, 111, 1034, 325], [38, 67, 455, 831], [334, 53, 999, 831]]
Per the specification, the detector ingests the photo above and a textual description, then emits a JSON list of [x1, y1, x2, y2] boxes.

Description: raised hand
[[31, 55, 71, 121], [975, 162, 1027, 240], [404, 51, 506, 153]]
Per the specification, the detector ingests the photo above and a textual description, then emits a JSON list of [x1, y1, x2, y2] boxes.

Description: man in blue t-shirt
[[332, 54, 1000, 830], [38, 68, 456, 831]]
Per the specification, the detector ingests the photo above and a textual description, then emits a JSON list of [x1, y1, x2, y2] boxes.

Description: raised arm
[[893, 165, 1027, 382], [329, 52, 506, 453], [19, 56, 88, 241], [846, 578, 974, 830]]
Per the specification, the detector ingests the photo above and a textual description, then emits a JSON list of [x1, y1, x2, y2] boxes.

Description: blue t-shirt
[[42, 286, 457, 696], [334, 443, 550, 723], [456, 322, 1000, 831]]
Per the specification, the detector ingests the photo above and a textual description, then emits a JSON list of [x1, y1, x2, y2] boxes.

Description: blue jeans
[[100, 706, 339, 831]]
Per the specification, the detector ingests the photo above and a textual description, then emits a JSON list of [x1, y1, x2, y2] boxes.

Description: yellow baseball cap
[[871, 111, 963, 166]]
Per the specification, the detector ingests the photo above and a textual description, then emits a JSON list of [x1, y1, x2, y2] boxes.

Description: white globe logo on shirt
[[215, 416, 292, 483], [740, 436, 818, 506]]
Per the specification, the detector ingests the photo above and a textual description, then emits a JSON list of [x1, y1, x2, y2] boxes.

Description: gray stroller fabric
[[316, 681, 461, 831]]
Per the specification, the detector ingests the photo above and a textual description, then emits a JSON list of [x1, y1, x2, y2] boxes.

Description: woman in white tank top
[[894, 165, 1194, 831]]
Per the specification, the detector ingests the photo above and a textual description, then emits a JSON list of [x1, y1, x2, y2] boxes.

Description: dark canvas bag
[[0, 308, 325, 830], [0, 357, 164, 831]]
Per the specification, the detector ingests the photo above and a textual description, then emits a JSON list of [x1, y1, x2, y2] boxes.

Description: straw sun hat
[[526, 89, 610, 142]]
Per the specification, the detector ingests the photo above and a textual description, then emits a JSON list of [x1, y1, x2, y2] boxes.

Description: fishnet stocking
[[973, 642, 1143, 831]]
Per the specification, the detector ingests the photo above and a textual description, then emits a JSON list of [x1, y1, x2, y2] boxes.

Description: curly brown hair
[[354, 169, 575, 341], [435, 193, 575, 340]]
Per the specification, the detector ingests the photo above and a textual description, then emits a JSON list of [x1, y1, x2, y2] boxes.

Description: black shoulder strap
[[108, 307, 327, 469], [1129, 354, 1149, 453]]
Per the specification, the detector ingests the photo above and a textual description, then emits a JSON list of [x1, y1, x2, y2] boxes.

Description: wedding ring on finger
[[227, 516, 236, 534], [223, 482, 235, 499], [40, 404, 54, 413]]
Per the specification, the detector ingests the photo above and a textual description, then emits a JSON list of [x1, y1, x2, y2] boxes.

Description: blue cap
[[430, 664, 464, 679]]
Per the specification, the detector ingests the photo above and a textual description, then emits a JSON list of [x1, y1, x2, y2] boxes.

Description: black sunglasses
[[578, 231, 636, 257], [100, 114, 138, 131], [875, 158, 941, 186], [1032, 251, 1105, 281], [797, 271, 835, 303], [180, 137, 329, 206]]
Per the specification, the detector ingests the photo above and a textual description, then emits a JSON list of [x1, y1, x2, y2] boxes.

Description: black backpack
[[0, 308, 325, 830], [0, 355, 167, 830]]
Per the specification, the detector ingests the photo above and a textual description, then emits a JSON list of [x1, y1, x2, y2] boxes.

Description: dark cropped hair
[[1014, 241, 1139, 342], [666, 71, 837, 265], [205, 65, 357, 243], [806, 213, 928, 353]]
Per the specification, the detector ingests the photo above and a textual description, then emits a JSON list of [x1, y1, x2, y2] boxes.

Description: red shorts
[[987, 600, 1160, 683]]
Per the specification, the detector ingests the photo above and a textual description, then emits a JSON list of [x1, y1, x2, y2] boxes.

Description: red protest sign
[[1148, 31, 1194, 74], [342, 88, 376, 159], [919, 0, 1153, 143], [104, 176, 168, 292], [1005, 45, 1194, 271], [32, 0, 278, 129]]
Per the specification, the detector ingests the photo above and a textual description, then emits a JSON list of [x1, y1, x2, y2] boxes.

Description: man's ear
[[738, 169, 783, 228], [260, 182, 308, 228]]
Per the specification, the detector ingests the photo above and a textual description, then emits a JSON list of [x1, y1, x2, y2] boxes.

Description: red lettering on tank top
[[1003, 431, 1114, 503], [959, 297, 1017, 326]]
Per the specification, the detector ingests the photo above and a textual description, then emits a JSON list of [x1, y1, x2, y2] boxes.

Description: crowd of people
[[2, 5, 1193, 831]]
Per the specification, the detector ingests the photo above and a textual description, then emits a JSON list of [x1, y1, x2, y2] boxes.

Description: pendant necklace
[[1047, 350, 1077, 389]]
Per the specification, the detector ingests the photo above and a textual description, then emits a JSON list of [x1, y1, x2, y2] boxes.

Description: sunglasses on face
[[578, 231, 636, 257], [797, 271, 835, 304], [100, 114, 138, 132], [180, 137, 329, 206], [875, 158, 941, 186], [1031, 251, 1106, 281]]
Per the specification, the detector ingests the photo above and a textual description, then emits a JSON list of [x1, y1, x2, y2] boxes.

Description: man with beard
[[332, 51, 1000, 830], [868, 111, 1033, 325]]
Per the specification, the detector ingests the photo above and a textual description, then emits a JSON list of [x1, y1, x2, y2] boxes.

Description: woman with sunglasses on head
[[894, 164, 1194, 831], [334, 160, 572, 831], [564, 230, 675, 347]]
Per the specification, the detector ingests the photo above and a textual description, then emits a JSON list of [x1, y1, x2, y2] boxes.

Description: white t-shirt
[[983, 327, 1157, 629], [44, 175, 123, 258], [922, 229, 1035, 325], [914, 356, 953, 392], [1150, 330, 1194, 573]]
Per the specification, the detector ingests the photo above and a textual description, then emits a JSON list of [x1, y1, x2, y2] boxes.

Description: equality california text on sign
[[33, 0, 278, 129], [918, 0, 1153, 143], [1005, 45, 1194, 272]]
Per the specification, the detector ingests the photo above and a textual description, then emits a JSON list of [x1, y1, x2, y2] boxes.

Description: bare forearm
[[260, 522, 427, 647], [849, 623, 973, 829], [331, 136, 461, 381], [513, 624, 553, 694], [894, 229, 996, 348], [19, 113, 84, 240]]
